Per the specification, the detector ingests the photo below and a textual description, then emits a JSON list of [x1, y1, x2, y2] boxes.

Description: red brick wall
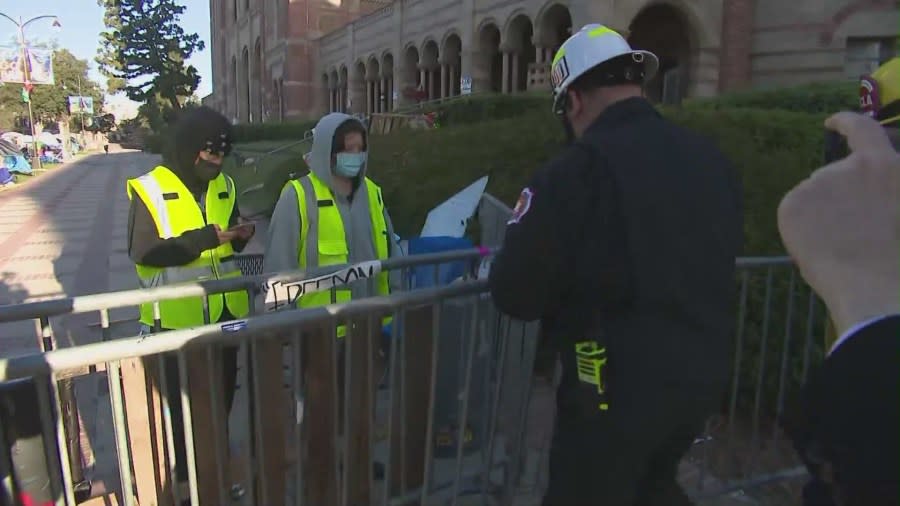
[[719, 0, 754, 91]]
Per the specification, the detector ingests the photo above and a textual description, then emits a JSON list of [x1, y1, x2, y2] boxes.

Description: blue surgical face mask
[[334, 152, 366, 178]]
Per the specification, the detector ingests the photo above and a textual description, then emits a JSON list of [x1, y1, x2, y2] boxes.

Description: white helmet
[[550, 24, 659, 114]]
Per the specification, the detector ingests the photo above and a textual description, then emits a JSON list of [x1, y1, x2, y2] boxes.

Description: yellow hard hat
[[860, 57, 900, 126]]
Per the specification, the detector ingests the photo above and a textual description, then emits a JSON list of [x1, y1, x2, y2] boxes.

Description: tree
[[96, 0, 205, 112], [0, 48, 104, 133]]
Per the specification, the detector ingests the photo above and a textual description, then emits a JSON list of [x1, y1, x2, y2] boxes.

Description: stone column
[[381, 77, 388, 111], [501, 52, 510, 94], [366, 80, 373, 114], [448, 65, 457, 96], [375, 79, 381, 113], [329, 89, 335, 112], [419, 68, 427, 90], [535, 46, 544, 64], [511, 52, 520, 93], [387, 77, 393, 109], [440, 63, 448, 98]]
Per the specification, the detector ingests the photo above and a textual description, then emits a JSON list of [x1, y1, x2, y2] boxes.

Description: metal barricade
[[0, 253, 828, 506], [0, 249, 543, 506]]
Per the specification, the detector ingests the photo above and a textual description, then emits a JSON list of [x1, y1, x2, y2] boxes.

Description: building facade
[[206, 0, 899, 121]]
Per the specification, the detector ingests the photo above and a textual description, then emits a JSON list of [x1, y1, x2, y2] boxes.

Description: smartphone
[[229, 223, 255, 234], [824, 129, 849, 164]]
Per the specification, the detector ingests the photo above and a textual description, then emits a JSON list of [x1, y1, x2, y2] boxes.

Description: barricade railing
[[0, 253, 828, 505]]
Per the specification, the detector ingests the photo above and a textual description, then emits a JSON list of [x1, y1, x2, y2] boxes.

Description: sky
[[0, 0, 213, 117]]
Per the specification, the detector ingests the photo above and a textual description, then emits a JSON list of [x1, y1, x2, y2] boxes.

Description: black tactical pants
[[542, 386, 720, 506]]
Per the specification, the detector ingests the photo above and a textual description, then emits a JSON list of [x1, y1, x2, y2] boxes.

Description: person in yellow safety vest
[[126, 106, 255, 487], [264, 112, 399, 324], [265, 113, 399, 479], [821, 56, 900, 351]]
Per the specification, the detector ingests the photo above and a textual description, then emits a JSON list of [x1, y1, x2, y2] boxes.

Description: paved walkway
[[0, 150, 156, 498]]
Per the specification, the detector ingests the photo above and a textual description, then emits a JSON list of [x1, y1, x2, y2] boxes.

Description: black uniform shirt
[[489, 97, 743, 392]]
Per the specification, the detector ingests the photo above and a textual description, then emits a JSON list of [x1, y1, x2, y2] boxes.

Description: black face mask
[[195, 159, 222, 182]]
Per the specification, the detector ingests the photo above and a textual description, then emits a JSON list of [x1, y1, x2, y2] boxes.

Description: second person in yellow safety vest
[[264, 112, 399, 333], [126, 105, 255, 486]]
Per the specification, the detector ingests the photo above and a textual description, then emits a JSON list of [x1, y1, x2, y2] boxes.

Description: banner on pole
[[0, 47, 55, 85], [68, 96, 94, 115]]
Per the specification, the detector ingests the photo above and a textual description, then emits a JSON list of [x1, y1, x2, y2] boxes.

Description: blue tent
[[2, 155, 32, 175], [0, 139, 32, 175]]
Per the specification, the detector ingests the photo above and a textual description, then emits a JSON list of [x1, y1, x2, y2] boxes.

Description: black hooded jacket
[[127, 108, 248, 267]]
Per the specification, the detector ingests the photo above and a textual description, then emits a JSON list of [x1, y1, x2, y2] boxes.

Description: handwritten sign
[[261, 260, 382, 311]]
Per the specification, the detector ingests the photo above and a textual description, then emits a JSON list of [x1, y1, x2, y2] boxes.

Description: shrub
[[404, 93, 551, 127], [370, 106, 825, 253], [684, 80, 857, 114], [232, 120, 317, 143]]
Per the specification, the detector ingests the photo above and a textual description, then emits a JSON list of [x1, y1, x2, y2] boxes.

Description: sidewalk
[[0, 150, 155, 499]]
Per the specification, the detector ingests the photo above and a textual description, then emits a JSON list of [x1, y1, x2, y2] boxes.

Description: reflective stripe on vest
[[287, 172, 391, 336], [126, 165, 249, 329]]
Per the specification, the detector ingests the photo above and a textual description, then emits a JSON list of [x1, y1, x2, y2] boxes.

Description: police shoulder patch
[[507, 187, 534, 225]]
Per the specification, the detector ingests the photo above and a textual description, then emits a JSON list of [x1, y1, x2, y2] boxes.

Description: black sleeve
[[228, 205, 250, 254], [127, 195, 221, 268], [488, 147, 593, 321], [782, 315, 900, 505]]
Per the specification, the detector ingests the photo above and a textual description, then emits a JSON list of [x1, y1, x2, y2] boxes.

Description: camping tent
[[0, 139, 33, 175]]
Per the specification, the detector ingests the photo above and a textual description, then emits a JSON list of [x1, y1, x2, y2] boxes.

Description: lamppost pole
[[78, 75, 86, 148], [0, 13, 60, 170]]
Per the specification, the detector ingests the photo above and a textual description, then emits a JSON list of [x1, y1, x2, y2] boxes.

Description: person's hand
[[229, 220, 256, 241], [777, 112, 900, 338], [213, 224, 238, 245]]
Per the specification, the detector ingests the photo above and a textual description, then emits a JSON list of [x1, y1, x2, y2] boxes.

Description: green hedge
[[232, 120, 317, 143], [408, 93, 550, 126], [418, 81, 855, 129], [684, 80, 857, 114], [370, 106, 825, 254]]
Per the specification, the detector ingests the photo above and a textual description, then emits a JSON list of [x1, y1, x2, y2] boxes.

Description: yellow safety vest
[[288, 172, 391, 336], [126, 165, 250, 330]]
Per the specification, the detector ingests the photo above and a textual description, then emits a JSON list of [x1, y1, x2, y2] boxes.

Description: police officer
[[126, 105, 254, 485], [488, 24, 743, 505]]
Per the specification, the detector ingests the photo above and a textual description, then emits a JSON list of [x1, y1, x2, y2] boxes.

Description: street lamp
[[0, 12, 62, 170]]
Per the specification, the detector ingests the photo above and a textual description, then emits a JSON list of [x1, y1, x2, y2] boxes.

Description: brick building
[[204, 0, 899, 121]]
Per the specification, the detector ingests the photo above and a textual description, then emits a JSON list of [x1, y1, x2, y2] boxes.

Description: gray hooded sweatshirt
[[264, 113, 400, 298]]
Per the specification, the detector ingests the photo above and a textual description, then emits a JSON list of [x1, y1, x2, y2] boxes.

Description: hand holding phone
[[823, 129, 849, 165], [228, 222, 256, 240]]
